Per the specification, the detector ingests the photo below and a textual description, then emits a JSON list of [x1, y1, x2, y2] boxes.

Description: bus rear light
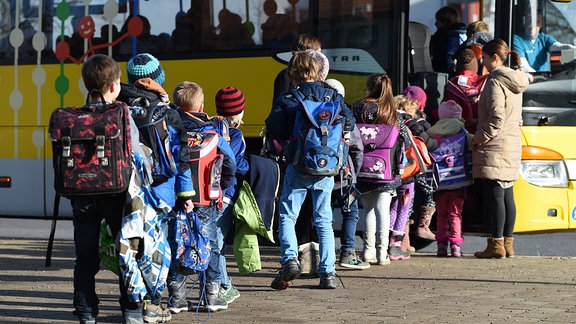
[[0, 177, 11, 188]]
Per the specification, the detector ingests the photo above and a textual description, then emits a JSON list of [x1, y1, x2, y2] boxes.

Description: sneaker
[[339, 251, 370, 270], [318, 272, 337, 289], [219, 285, 240, 304], [437, 242, 448, 257], [201, 294, 228, 312], [143, 301, 172, 323], [270, 257, 301, 290], [168, 300, 193, 314], [388, 246, 411, 261], [451, 243, 462, 258]]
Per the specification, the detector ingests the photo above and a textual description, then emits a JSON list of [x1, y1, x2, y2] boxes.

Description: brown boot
[[417, 206, 436, 241], [401, 220, 415, 254], [504, 237, 515, 258], [474, 237, 506, 259]]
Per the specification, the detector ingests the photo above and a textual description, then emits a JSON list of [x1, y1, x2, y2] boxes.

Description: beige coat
[[472, 66, 529, 181]]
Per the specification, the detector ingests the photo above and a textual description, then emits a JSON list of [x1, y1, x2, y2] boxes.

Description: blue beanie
[[127, 53, 165, 86]]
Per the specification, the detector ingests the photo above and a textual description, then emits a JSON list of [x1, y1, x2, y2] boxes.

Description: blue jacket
[[176, 108, 237, 191], [117, 83, 194, 207], [224, 127, 249, 202], [265, 81, 354, 141]]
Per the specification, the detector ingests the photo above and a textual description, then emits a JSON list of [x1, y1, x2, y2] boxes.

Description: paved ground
[[2, 237, 576, 324]]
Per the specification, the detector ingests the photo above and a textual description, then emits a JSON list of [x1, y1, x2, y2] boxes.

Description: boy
[[167, 81, 236, 312], [73, 54, 144, 324], [265, 50, 354, 289], [214, 86, 250, 302], [117, 53, 195, 323]]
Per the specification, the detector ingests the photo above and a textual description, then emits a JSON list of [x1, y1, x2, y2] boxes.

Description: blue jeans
[[278, 165, 336, 274], [167, 205, 220, 304], [340, 198, 359, 253], [217, 202, 233, 287], [71, 194, 141, 320]]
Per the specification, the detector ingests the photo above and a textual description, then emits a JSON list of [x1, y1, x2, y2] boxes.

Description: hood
[[117, 83, 164, 107], [175, 106, 220, 131], [489, 67, 529, 95], [462, 32, 493, 48]]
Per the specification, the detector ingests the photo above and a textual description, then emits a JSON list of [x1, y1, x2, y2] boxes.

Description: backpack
[[48, 90, 132, 198], [356, 123, 402, 183], [444, 75, 487, 133], [186, 116, 229, 207], [426, 128, 472, 190], [170, 208, 211, 275], [401, 119, 432, 181], [287, 88, 351, 176], [129, 99, 177, 186]]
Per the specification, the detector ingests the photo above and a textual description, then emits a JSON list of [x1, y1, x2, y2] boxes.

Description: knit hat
[[309, 49, 330, 81], [402, 86, 427, 110], [127, 53, 165, 86], [456, 48, 478, 74], [215, 86, 246, 116], [324, 78, 345, 97], [438, 100, 462, 120]]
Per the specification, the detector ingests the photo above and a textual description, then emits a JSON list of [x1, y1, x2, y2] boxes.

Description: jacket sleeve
[[413, 119, 439, 151], [218, 137, 237, 190], [167, 109, 195, 198], [229, 128, 249, 176], [474, 79, 505, 145], [265, 97, 295, 140]]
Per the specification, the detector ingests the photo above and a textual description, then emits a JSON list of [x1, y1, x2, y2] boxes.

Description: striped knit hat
[[127, 53, 166, 86], [215, 87, 245, 116]]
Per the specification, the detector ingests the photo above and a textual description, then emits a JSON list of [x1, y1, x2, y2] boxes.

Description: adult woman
[[472, 39, 529, 258]]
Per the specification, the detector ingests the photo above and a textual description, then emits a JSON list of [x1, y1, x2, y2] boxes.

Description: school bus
[[2, 0, 576, 239]]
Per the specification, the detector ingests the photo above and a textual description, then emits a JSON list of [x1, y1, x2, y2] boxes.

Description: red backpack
[[443, 73, 487, 134]]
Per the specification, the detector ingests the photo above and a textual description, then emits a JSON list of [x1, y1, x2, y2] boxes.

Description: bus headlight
[[520, 160, 568, 187]]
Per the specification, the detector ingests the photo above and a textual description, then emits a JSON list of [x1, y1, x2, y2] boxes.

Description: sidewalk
[[1, 237, 576, 323]]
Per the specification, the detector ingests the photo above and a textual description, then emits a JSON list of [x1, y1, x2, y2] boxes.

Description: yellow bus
[[2, 0, 576, 240]]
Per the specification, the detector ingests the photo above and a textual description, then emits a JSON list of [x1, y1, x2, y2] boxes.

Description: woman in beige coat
[[471, 39, 530, 259]]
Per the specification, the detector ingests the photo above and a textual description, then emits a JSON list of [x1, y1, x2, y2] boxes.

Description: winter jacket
[[472, 66, 529, 181], [117, 83, 194, 207], [334, 125, 363, 191], [265, 81, 354, 141], [402, 112, 439, 152], [430, 22, 467, 77], [176, 108, 237, 191], [224, 127, 249, 203]]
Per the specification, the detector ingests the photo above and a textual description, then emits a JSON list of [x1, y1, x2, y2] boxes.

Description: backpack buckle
[[62, 136, 71, 157], [96, 135, 105, 158], [320, 125, 328, 136]]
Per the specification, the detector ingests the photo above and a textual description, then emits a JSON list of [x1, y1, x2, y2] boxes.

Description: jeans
[[167, 205, 220, 303], [278, 165, 336, 274], [340, 198, 359, 253], [217, 202, 233, 287], [71, 194, 138, 320]]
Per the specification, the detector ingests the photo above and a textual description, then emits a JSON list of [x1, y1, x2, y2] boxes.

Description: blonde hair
[[288, 50, 321, 85], [172, 81, 204, 112], [467, 21, 489, 37], [224, 111, 244, 128], [394, 95, 419, 117]]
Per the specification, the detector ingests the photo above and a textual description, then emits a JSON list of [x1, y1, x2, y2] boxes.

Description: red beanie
[[215, 87, 245, 116]]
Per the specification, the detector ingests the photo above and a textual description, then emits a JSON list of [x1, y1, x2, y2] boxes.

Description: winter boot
[[298, 242, 313, 277], [436, 242, 448, 257], [504, 237, 515, 258], [376, 232, 390, 265], [363, 231, 377, 264], [388, 234, 411, 261], [417, 206, 436, 241], [401, 219, 415, 254], [450, 243, 462, 258], [474, 237, 506, 259]]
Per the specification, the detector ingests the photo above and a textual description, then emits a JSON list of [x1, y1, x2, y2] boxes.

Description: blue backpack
[[130, 102, 178, 186], [426, 128, 472, 190], [356, 123, 403, 183], [288, 88, 351, 176], [170, 208, 211, 275]]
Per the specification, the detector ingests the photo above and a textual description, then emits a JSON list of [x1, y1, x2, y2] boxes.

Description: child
[[325, 78, 369, 270], [265, 49, 354, 289], [73, 54, 146, 324], [168, 81, 237, 312], [395, 95, 438, 254], [353, 73, 408, 265], [427, 100, 469, 257], [214, 86, 250, 302], [401, 86, 438, 243]]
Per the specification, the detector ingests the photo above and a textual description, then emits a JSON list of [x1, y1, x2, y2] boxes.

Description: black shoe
[[270, 257, 301, 290], [319, 272, 337, 289]]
